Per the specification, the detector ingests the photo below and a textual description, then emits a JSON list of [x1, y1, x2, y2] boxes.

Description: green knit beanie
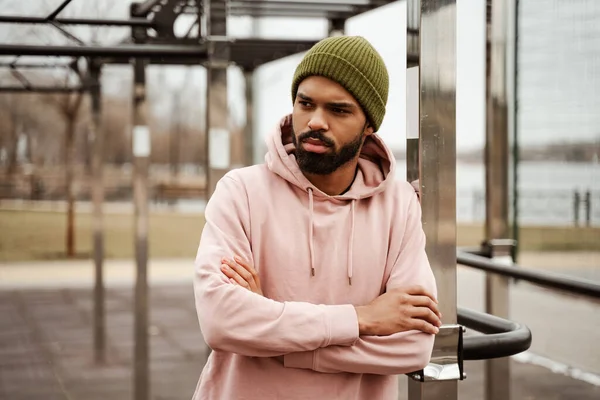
[[291, 35, 389, 132]]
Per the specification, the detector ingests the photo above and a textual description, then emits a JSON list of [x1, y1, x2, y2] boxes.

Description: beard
[[292, 128, 364, 175]]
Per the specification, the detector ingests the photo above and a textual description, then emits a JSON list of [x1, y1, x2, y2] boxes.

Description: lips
[[301, 138, 331, 154]]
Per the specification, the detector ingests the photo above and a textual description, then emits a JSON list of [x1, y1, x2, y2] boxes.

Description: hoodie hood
[[264, 114, 397, 284], [265, 114, 396, 200]]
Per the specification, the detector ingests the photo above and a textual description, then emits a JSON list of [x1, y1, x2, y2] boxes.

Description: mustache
[[297, 130, 334, 147]]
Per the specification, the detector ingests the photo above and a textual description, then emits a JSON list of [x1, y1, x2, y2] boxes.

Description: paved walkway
[[0, 255, 599, 399]]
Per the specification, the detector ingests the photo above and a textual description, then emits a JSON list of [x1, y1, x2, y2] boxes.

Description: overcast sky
[[1, 0, 598, 153]]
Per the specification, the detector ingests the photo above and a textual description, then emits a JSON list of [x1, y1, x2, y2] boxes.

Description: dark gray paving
[[0, 283, 598, 400]]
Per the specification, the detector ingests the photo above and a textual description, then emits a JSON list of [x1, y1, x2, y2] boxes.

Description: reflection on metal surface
[[418, 0, 457, 330], [408, 325, 465, 382], [485, 0, 514, 398], [406, 0, 458, 398], [485, 0, 510, 242]]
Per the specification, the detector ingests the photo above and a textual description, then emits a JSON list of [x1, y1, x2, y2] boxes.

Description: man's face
[[291, 76, 374, 175]]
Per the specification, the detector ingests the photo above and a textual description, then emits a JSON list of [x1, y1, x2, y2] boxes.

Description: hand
[[354, 286, 442, 336], [221, 255, 263, 296]]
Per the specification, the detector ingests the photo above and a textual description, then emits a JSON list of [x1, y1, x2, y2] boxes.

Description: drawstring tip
[[311, 267, 315, 276], [348, 277, 352, 286]]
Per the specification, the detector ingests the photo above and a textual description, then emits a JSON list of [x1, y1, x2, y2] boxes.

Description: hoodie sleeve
[[194, 174, 360, 357], [283, 188, 437, 374]]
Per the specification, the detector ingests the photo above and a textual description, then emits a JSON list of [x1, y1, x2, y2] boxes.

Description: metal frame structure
[[0, 2, 404, 400], [406, 0, 460, 398], [1, 1, 542, 400]]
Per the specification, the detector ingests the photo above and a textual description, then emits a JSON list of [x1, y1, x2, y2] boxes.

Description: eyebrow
[[297, 92, 357, 109]]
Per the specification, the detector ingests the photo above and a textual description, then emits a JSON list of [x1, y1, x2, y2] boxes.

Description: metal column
[[406, 0, 458, 399], [243, 69, 254, 166], [205, 0, 230, 196], [170, 91, 181, 180], [484, 0, 515, 399], [132, 58, 150, 400], [89, 60, 105, 364], [131, 5, 150, 400], [328, 18, 345, 36]]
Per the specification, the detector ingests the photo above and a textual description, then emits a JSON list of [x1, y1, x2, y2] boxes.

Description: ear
[[364, 122, 374, 136]]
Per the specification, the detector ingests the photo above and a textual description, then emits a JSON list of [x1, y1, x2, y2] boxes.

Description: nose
[[307, 108, 328, 132]]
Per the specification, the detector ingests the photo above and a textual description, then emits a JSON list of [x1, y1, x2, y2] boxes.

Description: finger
[[411, 319, 439, 335], [410, 306, 442, 327], [408, 295, 442, 319], [221, 264, 250, 289], [405, 286, 438, 304], [223, 259, 256, 288], [233, 255, 254, 272], [234, 256, 261, 286], [221, 263, 238, 279]]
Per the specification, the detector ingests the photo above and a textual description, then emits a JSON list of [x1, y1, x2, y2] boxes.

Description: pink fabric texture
[[192, 115, 437, 400]]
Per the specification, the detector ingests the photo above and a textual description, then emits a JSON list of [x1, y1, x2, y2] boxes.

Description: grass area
[[457, 224, 600, 252], [0, 209, 598, 262], [0, 210, 205, 262]]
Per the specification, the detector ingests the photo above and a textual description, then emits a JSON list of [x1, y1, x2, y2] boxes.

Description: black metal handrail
[[458, 307, 532, 360], [457, 251, 600, 301]]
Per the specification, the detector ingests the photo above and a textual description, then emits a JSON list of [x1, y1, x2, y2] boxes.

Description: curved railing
[[459, 307, 532, 360]]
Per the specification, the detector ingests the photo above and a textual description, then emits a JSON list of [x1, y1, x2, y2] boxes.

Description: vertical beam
[[406, 0, 420, 182], [89, 60, 105, 365], [65, 108, 76, 257], [328, 18, 345, 36], [511, 0, 520, 258], [486, 0, 510, 241], [407, 0, 458, 399], [244, 68, 254, 166], [484, 0, 514, 399], [132, 58, 150, 400], [131, 4, 150, 400], [170, 91, 181, 180], [205, 0, 229, 196]]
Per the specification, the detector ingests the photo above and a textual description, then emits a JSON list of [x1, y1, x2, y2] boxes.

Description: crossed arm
[[195, 175, 437, 375]]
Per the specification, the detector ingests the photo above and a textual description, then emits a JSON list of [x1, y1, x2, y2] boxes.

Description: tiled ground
[[0, 283, 598, 400]]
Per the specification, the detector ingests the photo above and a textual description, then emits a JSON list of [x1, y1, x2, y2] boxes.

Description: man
[[192, 35, 440, 400]]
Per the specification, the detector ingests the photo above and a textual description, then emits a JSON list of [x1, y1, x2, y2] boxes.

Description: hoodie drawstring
[[347, 200, 356, 285], [308, 188, 315, 277], [307, 188, 357, 286]]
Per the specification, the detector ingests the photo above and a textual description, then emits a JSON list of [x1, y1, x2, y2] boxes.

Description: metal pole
[[584, 190, 591, 227], [0, 15, 153, 27], [243, 69, 254, 166], [511, 0, 520, 259], [574, 190, 580, 226], [406, 0, 458, 398], [328, 18, 345, 36], [46, 0, 75, 20], [0, 86, 86, 93], [484, 0, 514, 399], [205, 0, 230, 197], [131, 5, 150, 399], [132, 57, 150, 400], [170, 92, 181, 180], [0, 43, 207, 58], [0, 62, 73, 68], [89, 60, 105, 364]]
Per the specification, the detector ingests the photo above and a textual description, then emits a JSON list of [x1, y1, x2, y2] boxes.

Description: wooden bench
[[153, 183, 206, 202]]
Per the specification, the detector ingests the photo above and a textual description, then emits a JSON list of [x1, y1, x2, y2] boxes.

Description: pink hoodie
[[192, 115, 437, 400]]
